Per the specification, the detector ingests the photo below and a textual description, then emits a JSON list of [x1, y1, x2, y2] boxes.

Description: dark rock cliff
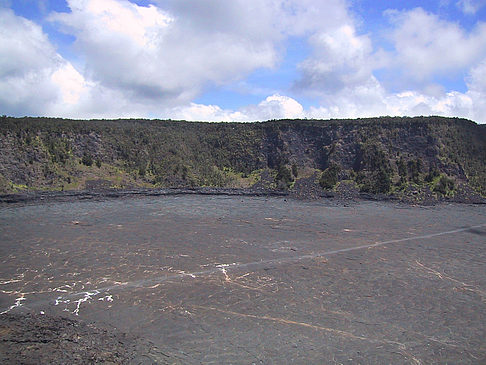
[[0, 116, 485, 200]]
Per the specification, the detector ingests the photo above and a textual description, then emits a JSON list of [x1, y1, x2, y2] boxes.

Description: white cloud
[[44, 0, 359, 108], [51, 63, 89, 105], [167, 94, 304, 122], [305, 85, 486, 123], [2, 1, 486, 123], [0, 9, 57, 77], [0, 7, 135, 120], [0, 7, 150, 119], [167, 103, 244, 122], [277, 0, 352, 36], [295, 25, 376, 95], [456, 0, 486, 14], [464, 61, 486, 121], [0, 8, 74, 115], [468, 60, 486, 92], [49, 0, 282, 106], [1, 1, 315, 120], [305, 80, 386, 120], [293, 6, 486, 123], [35, 0, 360, 120], [242, 94, 304, 120], [385, 8, 486, 82], [290, 17, 391, 119]]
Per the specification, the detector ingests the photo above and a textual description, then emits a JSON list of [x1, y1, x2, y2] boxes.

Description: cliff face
[[0, 116, 485, 198]]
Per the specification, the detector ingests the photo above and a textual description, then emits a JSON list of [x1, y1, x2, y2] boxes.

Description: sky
[[1, 0, 486, 123]]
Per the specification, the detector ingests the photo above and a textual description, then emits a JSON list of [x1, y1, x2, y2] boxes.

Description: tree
[[81, 153, 93, 166], [276, 165, 293, 189], [319, 163, 340, 189], [360, 168, 391, 194], [291, 163, 298, 178], [434, 175, 455, 195]]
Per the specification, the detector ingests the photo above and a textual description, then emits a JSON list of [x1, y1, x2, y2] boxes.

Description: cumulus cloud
[[290, 6, 486, 123], [2, 0, 298, 118], [277, 0, 351, 36], [167, 103, 244, 122], [0, 7, 142, 119], [27, 0, 358, 120], [0, 6, 160, 119], [295, 25, 376, 95], [468, 60, 486, 92], [306, 88, 463, 120], [2, 1, 486, 123], [385, 8, 486, 82], [49, 0, 282, 106], [456, 0, 486, 14], [45, 0, 362, 108], [464, 61, 486, 120], [0, 8, 87, 116], [241, 94, 304, 120], [304, 82, 486, 124], [167, 94, 304, 122], [290, 15, 390, 119]]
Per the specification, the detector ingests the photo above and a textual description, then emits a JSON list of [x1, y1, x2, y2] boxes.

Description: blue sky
[[1, 0, 486, 122]]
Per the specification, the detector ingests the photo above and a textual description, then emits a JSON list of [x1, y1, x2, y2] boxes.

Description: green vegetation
[[275, 165, 293, 189], [352, 142, 393, 194], [81, 153, 93, 167], [319, 163, 340, 190], [291, 163, 298, 178], [433, 175, 456, 196], [0, 116, 484, 198]]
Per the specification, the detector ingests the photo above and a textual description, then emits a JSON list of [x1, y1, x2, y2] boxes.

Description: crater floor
[[1, 196, 485, 364]]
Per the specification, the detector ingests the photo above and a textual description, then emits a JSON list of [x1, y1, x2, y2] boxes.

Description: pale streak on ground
[[22, 222, 485, 306]]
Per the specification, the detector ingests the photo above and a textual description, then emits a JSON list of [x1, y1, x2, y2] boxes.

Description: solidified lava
[[0, 313, 172, 364], [1, 195, 486, 364]]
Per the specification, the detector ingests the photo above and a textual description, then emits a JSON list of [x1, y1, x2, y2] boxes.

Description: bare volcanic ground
[[1, 195, 486, 364]]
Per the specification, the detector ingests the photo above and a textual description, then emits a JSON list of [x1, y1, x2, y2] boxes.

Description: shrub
[[434, 175, 455, 195], [276, 165, 293, 189], [81, 153, 93, 166], [291, 163, 298, 178], [319, 163, 340, 189], [424, 166, 440, 183], [360, 168, 392, 194]]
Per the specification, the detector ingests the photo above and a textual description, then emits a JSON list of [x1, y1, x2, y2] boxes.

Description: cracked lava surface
[[1, 195, 486, 364]]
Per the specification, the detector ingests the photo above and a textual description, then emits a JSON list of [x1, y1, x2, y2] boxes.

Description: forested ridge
[[0, 115, 485, 201]]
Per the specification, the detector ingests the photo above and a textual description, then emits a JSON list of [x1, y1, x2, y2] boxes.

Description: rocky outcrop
[[0, 313, 176, 364]]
